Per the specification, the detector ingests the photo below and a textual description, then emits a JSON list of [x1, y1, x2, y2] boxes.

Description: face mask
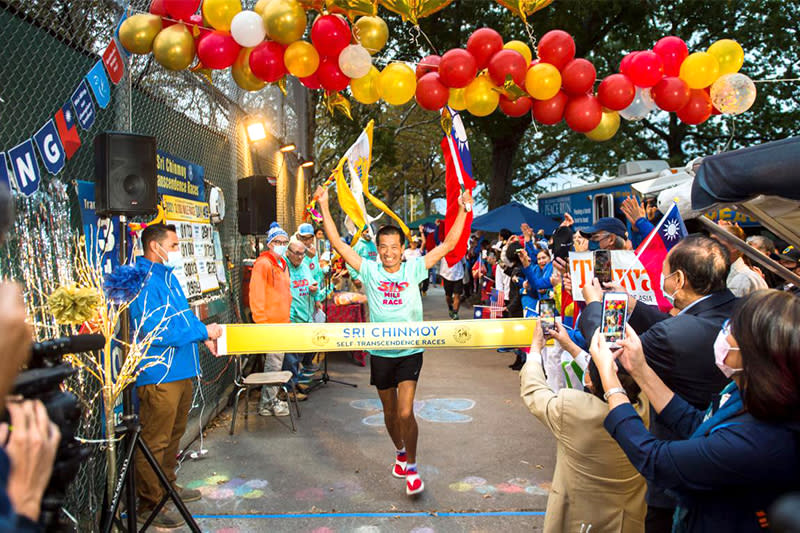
[[157, 244, 181, 269], [588, 240, 600, 251], [660, 271, 680, 305], [713, 330, 742, 378], [273, 245, 288, 257], [322, 265, 330, 273]]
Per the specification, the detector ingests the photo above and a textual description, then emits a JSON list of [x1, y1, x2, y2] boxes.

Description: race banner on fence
[[217, 318, 539, 355], [568, 251, 658, 306]]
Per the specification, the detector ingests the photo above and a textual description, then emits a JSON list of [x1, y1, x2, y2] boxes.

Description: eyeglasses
[[287, 248, 304, 256]]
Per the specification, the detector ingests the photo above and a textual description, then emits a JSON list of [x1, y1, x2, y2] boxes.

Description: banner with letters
[[568, 251, 658, 306]]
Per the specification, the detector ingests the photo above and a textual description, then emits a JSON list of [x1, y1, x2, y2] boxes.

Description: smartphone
[[539, 298, 556, 333], [593, 250, 613, 285], [601, 292, 628, 346]]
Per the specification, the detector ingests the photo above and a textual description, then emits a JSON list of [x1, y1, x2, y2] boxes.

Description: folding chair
[[229, 355, 301, 434]]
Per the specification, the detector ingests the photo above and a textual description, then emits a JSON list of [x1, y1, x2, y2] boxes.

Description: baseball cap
[[578, 217, 627, 239], [297, 223, 314, 236], [777, 246, 800, 264]]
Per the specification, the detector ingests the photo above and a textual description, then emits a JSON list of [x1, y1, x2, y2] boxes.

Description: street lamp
[[245, 117, 268, 143]]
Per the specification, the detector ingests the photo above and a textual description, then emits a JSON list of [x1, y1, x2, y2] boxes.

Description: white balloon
[[338, 44, 372, 80], [230, 10, 266, 48], [619, 87, 655, 121], [710, 73, 756, 115]]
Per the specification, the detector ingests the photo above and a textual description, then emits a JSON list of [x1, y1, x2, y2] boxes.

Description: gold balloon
[[232, 48, 267, 91], [680, 51, 720, 89], [585, 108, 620, 142], [354, 16, 388, 55], [326, 0, 378, 19], [525, 62, 561, 100], [707, 39, 744, 76], [378, 0, 454, 26], [284, 41, 320, 78], [448, 87, 467, 111], [254, 0, 274, 15], [495, 0, 554, 23], [350, 66, 380, 104], [118, 14, 163, 55], [152, 24, 196, 71], [377, 62, 416, 106], [203, 0, 242, 31], [504, 40, 532, 64], [465, 74, 499, 117], [263, 0, 307, 45], [298, 0, 326, 10]]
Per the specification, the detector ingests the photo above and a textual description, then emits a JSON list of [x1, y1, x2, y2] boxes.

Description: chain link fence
[[0, 0, 308, 528]]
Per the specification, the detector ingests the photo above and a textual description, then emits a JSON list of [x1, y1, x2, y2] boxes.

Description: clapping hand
[[620, 196, 646, 225]]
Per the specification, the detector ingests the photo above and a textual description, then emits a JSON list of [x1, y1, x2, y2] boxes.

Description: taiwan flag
[[634, 203, 688, 312], [54, 102, 81, 159], [440, 107, 476, 267]]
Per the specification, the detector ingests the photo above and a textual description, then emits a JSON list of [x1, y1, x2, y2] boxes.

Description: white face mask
[[660, 271, 680, 305], [272, 244, 288, 257], [158, 244, 182, 269], [713, 329, 742, 378]]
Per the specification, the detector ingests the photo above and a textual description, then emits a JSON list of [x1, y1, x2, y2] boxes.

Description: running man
[[316, 185, 472, 497]]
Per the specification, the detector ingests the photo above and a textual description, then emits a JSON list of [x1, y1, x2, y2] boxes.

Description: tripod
[[307, 250, 357, 391], [101, 216, 200, 533]]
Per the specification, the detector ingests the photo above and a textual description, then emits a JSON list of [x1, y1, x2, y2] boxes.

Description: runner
[[316, 185, 472, 497]]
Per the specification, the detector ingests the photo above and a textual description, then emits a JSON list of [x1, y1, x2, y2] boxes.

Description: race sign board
[[568, 251, 658, 306]]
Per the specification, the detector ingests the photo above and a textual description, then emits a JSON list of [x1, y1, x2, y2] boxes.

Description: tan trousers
[[135, 378, 193, 507]]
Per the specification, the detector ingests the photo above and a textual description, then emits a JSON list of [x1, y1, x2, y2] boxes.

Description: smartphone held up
[[539, 298, 556, 333], [601, 292, 628, 346]]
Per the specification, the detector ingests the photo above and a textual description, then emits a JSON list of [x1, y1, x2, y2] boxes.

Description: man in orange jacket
[[249, 221, 291, 416]]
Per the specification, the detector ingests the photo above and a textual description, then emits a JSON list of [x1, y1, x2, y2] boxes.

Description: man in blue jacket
[[129, 224, 222, 529]]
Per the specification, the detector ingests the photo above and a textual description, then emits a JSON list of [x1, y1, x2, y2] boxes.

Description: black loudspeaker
[[94, 132, 158, 216], [238, 175, 277, 235]]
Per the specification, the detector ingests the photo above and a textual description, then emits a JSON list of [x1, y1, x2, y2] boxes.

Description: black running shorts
[[443, 278, 463, 297], [370, 352, 424, 390]]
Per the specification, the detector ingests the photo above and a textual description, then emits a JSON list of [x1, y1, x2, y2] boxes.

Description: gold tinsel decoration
[[47, 285, 102, 325]]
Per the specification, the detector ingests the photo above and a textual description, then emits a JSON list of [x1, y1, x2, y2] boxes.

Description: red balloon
[[197, 31, 241, 69], [561, 58, 596, 95], [537, 30, 575, 71], [619, 51, 640, 77], [499, 95, 532, 117], [564, 94, 602, 132], [488, 49, 527, 87], [416, 55, 441, 79], [466, 28, 504, 71], [531, 90, 568, 125], [415, 72, 449, 111], [652, 76, 690, 112], [653, 36, 688, 77], [316, 56, 350, 92], [164, 0, 200, 21], [300, 72, 322, 90], [149, 0, 167, 15], [677, 89, 712, 125], [438, 48, 477, 89], [597, 74, 635, 110], [628, 50, 664, 87], [311, 15, 351, 56], [249, 41, 286, 82]]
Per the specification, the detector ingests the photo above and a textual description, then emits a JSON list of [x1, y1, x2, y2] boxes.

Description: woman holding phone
[[591, 289, 800, 532]]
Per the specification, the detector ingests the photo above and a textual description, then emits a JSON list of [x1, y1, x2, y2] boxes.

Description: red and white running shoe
[[406, 472, 425, 496], [392, 459, 407, 478]]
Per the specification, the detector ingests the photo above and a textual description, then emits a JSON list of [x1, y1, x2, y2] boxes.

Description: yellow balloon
[[350, 66, 380, 104], [202, 0, 242, 31], [378, 0, 454, 26], [707, 39, 744, 76], [284, 41, 320, 78], [377, 63, 416, 105], [680, 51, 720, 89], [354, 16, 389, 55], [465, 75, 499, 117], [232, 48, 267, 91], [525, 62, 561, 100], [503, 40, 532, 64], [152, 24, 196, 71], [585, 108, 620, 142], [263, 0, 307, 45], [118, 14, 163, 55], [448, 87, 467, 111], [254, 0, 274, 15], [326, 0, 378, 19]]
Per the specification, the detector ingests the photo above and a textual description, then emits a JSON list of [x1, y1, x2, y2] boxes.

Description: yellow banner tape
[[217, 318, 538, 355]]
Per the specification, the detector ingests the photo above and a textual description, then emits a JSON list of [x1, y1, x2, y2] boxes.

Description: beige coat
[[521, 358, 649, 533]]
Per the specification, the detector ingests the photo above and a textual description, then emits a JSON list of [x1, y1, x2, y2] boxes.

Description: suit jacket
[[578, 289, 736, 508], [521, 358, 649, 533]]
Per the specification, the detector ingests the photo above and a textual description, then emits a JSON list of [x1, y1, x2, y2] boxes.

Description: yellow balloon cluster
[[327, 0, 378, 19], [203, 0, 242, 32], [525, 62, 561, 100], [284, 41, 320, 77], [585, 109, 620, 142], [350, 66, 380, 104], [355, 16, 389, 55], [378, 0, 454, 26], [377, 63, 416, 105], [448, 88, 467, 111], [118, 14, 163, 55], [152, 24, 196, 71], [232, 48, 267, 91], [495, 0, 554, 22], [707, 39, 744, 76], [465, 74, 499, 117], [679, 51, 719, 89], [263, 0, 307, 44]]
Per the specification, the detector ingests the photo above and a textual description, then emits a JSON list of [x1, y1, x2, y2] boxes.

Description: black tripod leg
[[136, 438, 201, 532], [101, 425, 141, 533]]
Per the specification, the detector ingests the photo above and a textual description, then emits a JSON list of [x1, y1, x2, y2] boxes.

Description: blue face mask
[[588, 240, 600, 251]]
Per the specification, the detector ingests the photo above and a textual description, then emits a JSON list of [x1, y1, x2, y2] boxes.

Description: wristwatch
[[603, 387, 628, 401]]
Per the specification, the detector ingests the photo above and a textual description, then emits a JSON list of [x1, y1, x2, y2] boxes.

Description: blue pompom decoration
[[104, 265, 149, 304], [269, 221, 280, 229]]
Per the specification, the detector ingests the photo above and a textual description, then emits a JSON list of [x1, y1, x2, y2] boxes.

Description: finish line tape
[[217, 318, 538, 355]]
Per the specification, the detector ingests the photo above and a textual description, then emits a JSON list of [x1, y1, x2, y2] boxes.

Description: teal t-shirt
[[288, 260, 315, 323], [358, 256, 428, 358], [348, 238, 378, 281], [303, 253, 326, 301]]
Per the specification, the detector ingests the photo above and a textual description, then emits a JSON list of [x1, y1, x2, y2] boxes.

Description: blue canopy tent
[[470, 201, 560, 234]]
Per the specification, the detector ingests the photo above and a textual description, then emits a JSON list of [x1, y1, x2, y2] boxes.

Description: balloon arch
[[119, 0, 756, 142]]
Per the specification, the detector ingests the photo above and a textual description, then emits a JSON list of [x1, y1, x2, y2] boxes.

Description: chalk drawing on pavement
[[350, 398, 476, 425], [449, 476, 550, 496]]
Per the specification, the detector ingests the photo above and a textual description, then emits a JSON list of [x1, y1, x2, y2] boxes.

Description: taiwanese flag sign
[[634, 203, 688, 311], [440, 107, 476, 267]]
